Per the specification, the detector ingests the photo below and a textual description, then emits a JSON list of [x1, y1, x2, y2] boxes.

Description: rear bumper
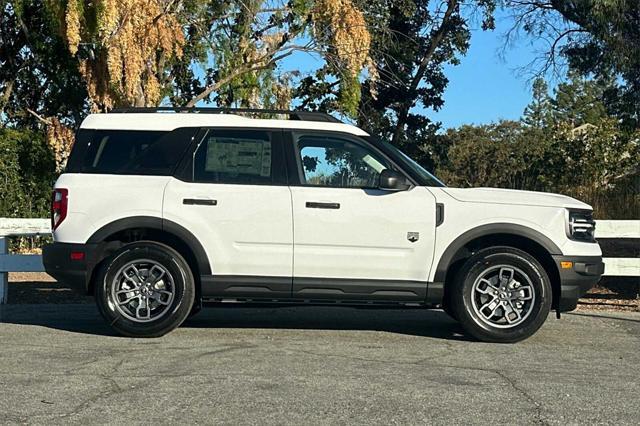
[[553, 255, 604, 312], [43, 242, 117, 294]]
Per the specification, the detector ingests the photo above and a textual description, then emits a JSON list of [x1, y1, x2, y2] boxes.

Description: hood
[[442, 187, 591, 210]]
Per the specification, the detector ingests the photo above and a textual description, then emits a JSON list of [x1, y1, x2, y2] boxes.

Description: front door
[[288, 131, 437, 301], [163, 128, 293, 298]]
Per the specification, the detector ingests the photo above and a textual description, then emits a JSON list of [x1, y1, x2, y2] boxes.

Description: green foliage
[[1, 1, 88, 128], [552, 72, 609, 126], [0, 128, 56, 218], [522, 78, 552, 128], [296, 0, 496, 133], [172, 0, 370, 113], [436, 121, 549, 190], [0, 133, 25, 217], [505, 0, 640, 130], [436, 76, 639, 219]]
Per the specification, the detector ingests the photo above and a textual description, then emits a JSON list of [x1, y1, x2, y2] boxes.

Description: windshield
[[367, 136, 446, 187]]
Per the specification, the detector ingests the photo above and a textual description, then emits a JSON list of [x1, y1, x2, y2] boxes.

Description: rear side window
[[66, 128, 197, 175], [193, 129, 282, 185]]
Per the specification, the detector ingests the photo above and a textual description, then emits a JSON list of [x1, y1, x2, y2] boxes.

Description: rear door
[[287, 131, 437, 302], [163, 128, 293, 299]]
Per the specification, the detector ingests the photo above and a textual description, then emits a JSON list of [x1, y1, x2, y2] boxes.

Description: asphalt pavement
[[1, 304, 639, 425]]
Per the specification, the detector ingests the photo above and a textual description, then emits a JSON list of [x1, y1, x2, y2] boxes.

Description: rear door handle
[[306, 201, 340, 209], [183, 198, 217, 206]]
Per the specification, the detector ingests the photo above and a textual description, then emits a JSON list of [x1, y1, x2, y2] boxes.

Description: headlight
[[566, 209, 596, 242]]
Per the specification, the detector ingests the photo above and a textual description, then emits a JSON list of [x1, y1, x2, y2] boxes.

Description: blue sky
[[426, 12, 549, 129], [277, 10, 553, 130]]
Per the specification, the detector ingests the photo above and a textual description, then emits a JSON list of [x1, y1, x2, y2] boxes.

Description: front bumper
[[553, 255, 604, 312]]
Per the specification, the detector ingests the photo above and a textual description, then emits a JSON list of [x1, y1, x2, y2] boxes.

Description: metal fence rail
[[1, 218, 638, 304]]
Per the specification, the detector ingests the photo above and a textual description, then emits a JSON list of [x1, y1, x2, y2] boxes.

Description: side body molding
[[433, 223, 562, 283], [87, 216, 212, 275]]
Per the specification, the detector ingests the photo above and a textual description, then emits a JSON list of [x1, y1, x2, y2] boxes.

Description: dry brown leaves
[[46, 118, 75, 172], [65, 0, 184, 108], [313, 0, 372, 78]]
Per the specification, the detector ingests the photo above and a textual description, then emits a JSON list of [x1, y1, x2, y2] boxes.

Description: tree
[[436, 120, 548, 190], [436, 74, 639, 219], [504, 0, 640, 129], [522, 78, 551, 128], [0, 128, 56, 217], [295, 0, 496, 167], [3, 0, 378, 171], [38, 0, 375, 113], [47, 0, 188, 109], [551, 72, 608, 127], [0, 1, 87, 127], [384, 0, 496, 147]]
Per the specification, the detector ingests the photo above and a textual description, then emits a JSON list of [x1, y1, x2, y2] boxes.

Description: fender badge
[[407, 232, 419, 243]]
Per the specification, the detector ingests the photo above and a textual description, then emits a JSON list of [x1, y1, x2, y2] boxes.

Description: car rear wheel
[[95, 241, 195, 337], [450, 246, 552, 343]]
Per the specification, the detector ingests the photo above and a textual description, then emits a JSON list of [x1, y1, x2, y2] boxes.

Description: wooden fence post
[[0, 237, 7, 304]]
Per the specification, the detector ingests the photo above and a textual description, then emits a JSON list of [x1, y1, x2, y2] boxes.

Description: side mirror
[[379, 169, 410, 191]]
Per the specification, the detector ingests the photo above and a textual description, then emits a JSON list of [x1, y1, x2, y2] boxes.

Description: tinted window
[[295, 135, 392, 188], [193, 130, 276, 184], [68, 128, 196, 175]]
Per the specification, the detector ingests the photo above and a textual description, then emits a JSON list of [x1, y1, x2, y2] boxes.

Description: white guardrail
[[0, 218, 639, 304]]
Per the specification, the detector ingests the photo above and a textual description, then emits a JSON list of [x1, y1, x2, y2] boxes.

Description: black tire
[[450, 246, 552, 343], [95, 241, 195, 338], [187, 301, 203, 319]]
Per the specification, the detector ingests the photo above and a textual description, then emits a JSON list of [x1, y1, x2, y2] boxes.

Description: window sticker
[[205, 137, 271, 177]]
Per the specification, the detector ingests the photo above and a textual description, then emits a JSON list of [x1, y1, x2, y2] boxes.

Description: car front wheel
[[95, 241, 195, 337], [451, 246, 552, 343]]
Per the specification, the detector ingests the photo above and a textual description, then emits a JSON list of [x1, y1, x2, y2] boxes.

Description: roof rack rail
[[108, 107, 342, 123]]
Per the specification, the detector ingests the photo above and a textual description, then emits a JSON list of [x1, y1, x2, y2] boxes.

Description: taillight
[[51, 188, 68, 231]]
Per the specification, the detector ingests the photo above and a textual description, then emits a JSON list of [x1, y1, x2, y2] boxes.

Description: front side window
[[193, 129, 275, 184], [295, 135, 392, 188], [366, 136, 445, 187]]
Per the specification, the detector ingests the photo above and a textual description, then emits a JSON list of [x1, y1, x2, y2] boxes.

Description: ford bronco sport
[[43, 108, 604, 342]]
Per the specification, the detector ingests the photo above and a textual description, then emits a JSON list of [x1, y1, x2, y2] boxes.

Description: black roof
[[109, 107, 342, 124]]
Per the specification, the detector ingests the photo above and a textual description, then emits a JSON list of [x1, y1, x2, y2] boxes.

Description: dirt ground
[[6, 272, 639, 311]]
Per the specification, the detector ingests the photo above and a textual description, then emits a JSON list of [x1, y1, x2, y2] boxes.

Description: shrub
[[0, 128, 56, 218]]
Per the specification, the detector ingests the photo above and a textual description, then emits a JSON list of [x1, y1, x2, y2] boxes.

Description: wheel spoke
[[136, 299, 151, 321], [498, 267, 515, 287], [149, 265, 165, 285], [117, 295, 138, 306], [116, 287, 136, 295], [151, 290, 172, 305], [504, 301, 522, 324], [123, 265, 143, 287], [476, 278, 500, 295], [518, 285, 534, 300], [480, 299, 501, 320]]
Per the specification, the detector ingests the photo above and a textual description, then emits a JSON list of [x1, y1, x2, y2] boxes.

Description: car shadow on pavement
[[183, 305, 474, 341], [0, 304, 473, 340], [0, 304, 118, 336]]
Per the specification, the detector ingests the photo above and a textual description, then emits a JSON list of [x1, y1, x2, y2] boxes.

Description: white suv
[[43, 108, 604, 342]]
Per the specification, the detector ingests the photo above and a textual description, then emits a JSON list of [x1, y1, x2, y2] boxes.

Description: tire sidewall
[[454, 247, 552, 343], [95, 242, 195, 337]]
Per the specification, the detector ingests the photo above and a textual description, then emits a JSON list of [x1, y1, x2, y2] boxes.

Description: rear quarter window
[[66, 128, 197, 175]]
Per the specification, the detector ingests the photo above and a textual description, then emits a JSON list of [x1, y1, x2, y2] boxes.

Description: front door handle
[[306, 201, 340, 209], [183, 198, 217, 206]]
